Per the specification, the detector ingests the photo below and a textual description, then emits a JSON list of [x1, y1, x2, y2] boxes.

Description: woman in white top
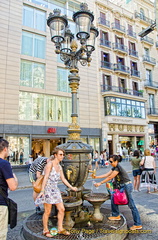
[[140, 149, 157, 193]]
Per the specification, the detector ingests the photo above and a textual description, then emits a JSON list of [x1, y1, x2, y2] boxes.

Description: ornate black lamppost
[[47, 3, 98, 198]]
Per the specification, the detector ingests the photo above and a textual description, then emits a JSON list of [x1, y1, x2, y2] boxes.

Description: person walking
[[140, 149, 157, 193], [94, 150, 99, 170], [29, 155, 54, 214], [93, 154, 142, 231], [0, 139, 18, 240], [36, 148, 77, 238], [131, 150, 142, 192]]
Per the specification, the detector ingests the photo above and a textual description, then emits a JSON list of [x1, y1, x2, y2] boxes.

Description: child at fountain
[[93, 154, 142, 231], [36, 147, 77, 238]]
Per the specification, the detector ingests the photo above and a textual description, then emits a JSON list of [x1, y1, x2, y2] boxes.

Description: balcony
[[144, 80, 158, 89], [129, 49, 138, 58], [141, 36, 154, 45], [147, 108, 158, 115], [127, 30, 136, 39], [112, 43, 128, 54], [156, 41, 158, 48], [135, 11, 155, 25], [98, 17, 110, 28], [100, 39, 111, 48], [114, 64, 130, 74], [111, 23, 126, 34], [101, 61, 114, 70], [101, 85, 143, 97], [143, 55, 156, 65], [131, 69, 140, 78]]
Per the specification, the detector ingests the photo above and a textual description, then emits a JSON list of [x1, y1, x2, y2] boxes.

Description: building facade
[[0, 0, 101, 163], [0, 0, 158, 164], [95, 0, 158, 156]]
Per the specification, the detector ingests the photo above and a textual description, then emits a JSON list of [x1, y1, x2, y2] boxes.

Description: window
[[19, 92, 72, 122], [57, 68, 70, 92], [129, 42, 136, 51], [131, 61, 137, 71], [102, 75, 112, 91], [21, 31, 46, 59], [118, 78, 126, 93], [115, 19, 120, 27], [144, 48, 149, 56], [140, 8, 145, 18], [26, 0, 48, 8], [146, 69, 152, 82], [104, 97, 145, 119], [117, 57, 124, 65], [23, 5, 46, 31], [102, 52, 110, 62], [115, 36, 123, 45], [68, 1, 80, 18], [149, 94, 155, 109], [20, 60, 45, 88]]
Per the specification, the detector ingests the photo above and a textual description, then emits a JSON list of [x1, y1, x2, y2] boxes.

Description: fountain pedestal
[[63, 197, 82, 229], [84, 193, 110, 222]]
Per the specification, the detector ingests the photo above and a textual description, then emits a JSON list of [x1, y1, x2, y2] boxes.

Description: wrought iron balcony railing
[[111, 23, 126, 33], [114, 64, 130, 74], [98, 17, 110, 27], [112, 42, 128, 53], [131, 69, 140, 78], [135, 12, 155, 25], [143, 55, 156, 65], [147, 108, 158, 115], [101, 61, 114, 70], [129, 49, 138, 57], [127, 30, 136, 38], [100, 39, 111, 48], [144, 80, 158, 88], [141, 36, 154, 45], [101, 85, 143, 97]]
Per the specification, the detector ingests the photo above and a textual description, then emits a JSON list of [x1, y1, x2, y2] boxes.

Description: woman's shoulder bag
[[33, 175, 44, 193]]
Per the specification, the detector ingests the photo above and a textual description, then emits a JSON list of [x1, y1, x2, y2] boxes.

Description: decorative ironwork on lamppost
[[47, 3, 99, 198]]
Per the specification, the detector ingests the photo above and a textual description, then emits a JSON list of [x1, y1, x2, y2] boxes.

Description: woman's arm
[[153, 159, 156, 173], [37, 162, 52, 197], [94, 170, 119, 187], [140, 157, 145, 166], [93, 170, 113, 179], [60, 169, 77, 191]]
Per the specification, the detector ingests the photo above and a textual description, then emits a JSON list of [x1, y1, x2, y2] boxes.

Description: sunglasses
[[109, 160, 113, 164], [59, 153, 65, 156]]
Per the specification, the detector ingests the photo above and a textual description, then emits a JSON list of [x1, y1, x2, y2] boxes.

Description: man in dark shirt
[[0, 139, 18, 240]]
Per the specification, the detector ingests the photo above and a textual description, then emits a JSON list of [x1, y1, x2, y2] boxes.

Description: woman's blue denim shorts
[[133, 169, 142, 177]]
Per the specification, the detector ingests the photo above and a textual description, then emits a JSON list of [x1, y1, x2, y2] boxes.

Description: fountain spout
[[88, 169, 96, 178], [67, 169, 73, 180]]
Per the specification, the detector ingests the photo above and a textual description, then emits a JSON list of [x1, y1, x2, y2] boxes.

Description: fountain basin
[[84, 193, 110, 222]]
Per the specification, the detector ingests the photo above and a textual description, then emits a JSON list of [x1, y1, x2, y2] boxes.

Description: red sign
[[47, 128, 56, 133]]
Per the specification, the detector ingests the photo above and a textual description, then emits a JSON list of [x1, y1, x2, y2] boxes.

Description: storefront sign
[[109, 124, 144, 133], [47, 128, 57, 133]]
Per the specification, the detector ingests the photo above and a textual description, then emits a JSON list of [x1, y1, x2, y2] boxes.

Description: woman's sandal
[[43, 231, 53, 238], [58, 229, 70, 236]]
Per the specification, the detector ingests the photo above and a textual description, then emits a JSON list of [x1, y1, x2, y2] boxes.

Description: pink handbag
[[113, 189, 128, 205]]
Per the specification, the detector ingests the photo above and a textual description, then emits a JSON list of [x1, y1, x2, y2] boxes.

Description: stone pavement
[[7, 160, 158, 240]]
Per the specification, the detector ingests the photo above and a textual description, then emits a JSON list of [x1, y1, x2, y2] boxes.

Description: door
[[108, 140, 113, 156]]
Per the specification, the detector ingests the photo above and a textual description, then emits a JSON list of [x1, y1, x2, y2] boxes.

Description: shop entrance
[[32, 138, 63, 159]]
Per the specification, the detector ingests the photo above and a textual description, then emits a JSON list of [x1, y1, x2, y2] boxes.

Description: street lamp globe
[[73, 3, 94, 44], [86, 24, 99, 52], [61, 27, 74, 53], [47, 9, 68, 44]]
